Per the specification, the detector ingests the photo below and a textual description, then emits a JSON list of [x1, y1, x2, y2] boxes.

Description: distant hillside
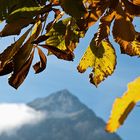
[[0, 89, 122, 140]]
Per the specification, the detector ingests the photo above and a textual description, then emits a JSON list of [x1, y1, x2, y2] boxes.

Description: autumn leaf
[[95, 10, 116, 46], [33, 47, 47, 74], [36, 18, 80, 61], [8, 20, 42, 89], [121, 0, 140, 16], [9, 50, 34, 89], [113, 4, 140, 57], [40, 44, 74, 61], [0, 18, 34, 37], [130, 0, 140, 6], [0, 61, 13, 76], [60, 0, 87, 18], [0, 27, 31, 68], [77, 38, 116, 86], [106, 77, 140, 133]]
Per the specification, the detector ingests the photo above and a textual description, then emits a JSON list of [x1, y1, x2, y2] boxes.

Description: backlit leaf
[[60, 0, 87, 18], [33, 47, 47, 74], [0, 18, 34, 37], [122, 0, 140, 16], [40, 44, 74, 61], [0, 27, 31, 68], [106, 77, 140, 133], [37, 18, 80, 61], [13, 20, 42, 72], [9, 50, 34, 89], [130, 0, 140, 6], [0, 61, 13, 76], [95, 10, 116, 46], [113, 5, 140, 57], [77, 39, 116, 86]]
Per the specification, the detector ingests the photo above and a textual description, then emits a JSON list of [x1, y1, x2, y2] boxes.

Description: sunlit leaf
[[95, 10, 116, 46], [33, 47, 47, 74], [0, 27, 31, 68], [40, 44, 74, 61], [106, 77, 140, 133], [36, 18, 80, 60], [76, 1, 108, 30], [77, 38, 116, 86], [113, 4, 140, 57], [9, 50, 34, 89], [130, 0, 140, 6], [13, 20, 42, 73], [122, 0, 140, 16]]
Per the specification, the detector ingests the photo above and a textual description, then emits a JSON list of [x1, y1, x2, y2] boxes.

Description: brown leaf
[[95, 10, 116, 46], [113, 4, 140, 57], [8, 50, 34, 89], [13, 20, 42, 72], [0, 28, 31, 68], [76, 2, 107, 30], [130, 0, 140, 6], [40, 44, 74, 61], [0, 18, 34, 37], [121, 0, 140, 16], [0, 61, 13, 76], [33, 47, 47, 74]]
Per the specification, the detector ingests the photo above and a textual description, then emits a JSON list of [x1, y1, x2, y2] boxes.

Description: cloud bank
[[0, 103, 46, 135]]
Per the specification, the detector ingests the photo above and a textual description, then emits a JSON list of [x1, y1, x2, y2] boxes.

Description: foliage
[[0, 0, 140, 133]]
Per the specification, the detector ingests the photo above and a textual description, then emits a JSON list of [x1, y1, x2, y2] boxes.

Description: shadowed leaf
[[0, 18, 34, 37], [60, 0, 87, 18], [0, 61, 13, 76]]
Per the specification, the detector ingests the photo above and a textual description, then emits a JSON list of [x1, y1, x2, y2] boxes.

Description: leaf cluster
[[0, 0, 140, 133]]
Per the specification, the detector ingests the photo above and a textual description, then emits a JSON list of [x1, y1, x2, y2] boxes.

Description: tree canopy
[[0, 0, 140, 133]]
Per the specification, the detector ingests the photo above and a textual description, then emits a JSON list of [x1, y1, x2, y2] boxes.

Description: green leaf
[[77, 38, 116, 86], [37, 18, 81, 61]]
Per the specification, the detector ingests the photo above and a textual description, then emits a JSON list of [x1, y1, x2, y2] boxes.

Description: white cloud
[[0, 103, 46, 135]]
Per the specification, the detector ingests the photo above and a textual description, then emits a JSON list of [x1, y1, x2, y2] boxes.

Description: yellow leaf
[[106, 77, 140, 133], [77, 39, 116, 86]]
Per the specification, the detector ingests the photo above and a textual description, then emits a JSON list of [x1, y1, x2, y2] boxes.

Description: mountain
[[0, 89, 122, 140]]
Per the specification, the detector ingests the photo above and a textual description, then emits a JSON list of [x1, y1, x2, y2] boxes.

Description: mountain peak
[[28, 89, 87, 113]]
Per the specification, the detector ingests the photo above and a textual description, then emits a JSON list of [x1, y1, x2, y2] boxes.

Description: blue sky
[[0, 18, 140, 140]]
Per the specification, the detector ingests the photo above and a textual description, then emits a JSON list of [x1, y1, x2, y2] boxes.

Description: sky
[[0, 17, 140, 139]]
